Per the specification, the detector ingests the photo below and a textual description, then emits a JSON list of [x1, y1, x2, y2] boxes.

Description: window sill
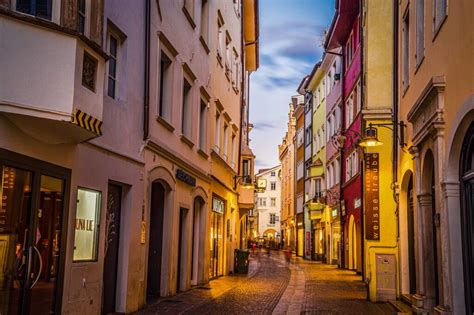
[[156, 116, 175, 132], [198, 148, 209, 159], [182, 6, 196, 29], [199, 36, 210, 54], [180, 134, 195, 148]]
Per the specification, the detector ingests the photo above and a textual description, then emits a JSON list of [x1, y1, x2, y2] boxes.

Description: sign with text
[[212, 196, 225, 214], [73, 188, 101, 261], [365, 153, 380, 240]]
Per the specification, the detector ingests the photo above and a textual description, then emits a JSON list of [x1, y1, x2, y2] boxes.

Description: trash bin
[[234, 249, 250, 274]]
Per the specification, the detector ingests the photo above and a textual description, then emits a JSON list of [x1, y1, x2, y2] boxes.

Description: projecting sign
[[176, 169, 196, 186], [365, 153, 380, 240]]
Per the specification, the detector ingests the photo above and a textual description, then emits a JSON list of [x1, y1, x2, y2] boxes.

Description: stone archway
[[399, 170, 416, 295], [348, 215, 357, 270]]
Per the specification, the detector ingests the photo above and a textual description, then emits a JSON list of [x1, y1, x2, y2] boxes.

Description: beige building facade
[[397, 0, 474, 313], [0, 0, 258, 314], [279, 101, 296, 250]]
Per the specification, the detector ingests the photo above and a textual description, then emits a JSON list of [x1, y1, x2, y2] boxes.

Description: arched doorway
[[406, 175, 416, 294], [421, 150, 440, 306], [191, 196, 205, 286], [348, 215, 357, 270], [147, 181, 167, 300], [460, 122, 474, 314]]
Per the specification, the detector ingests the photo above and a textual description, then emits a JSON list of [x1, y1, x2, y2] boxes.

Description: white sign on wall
[[73, 188, 101, 262]]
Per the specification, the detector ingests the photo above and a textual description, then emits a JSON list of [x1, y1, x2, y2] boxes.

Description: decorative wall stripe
[[71, 108, 103, 136]]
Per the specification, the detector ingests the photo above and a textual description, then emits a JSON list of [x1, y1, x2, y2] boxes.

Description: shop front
[[209, 196, 224, 279], [296, 213, 304, 257], [0, 150, 70, 315], [330, 206, 341, 265]]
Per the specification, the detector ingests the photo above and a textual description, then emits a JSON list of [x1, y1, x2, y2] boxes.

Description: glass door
[[0, 165, 65, 315]]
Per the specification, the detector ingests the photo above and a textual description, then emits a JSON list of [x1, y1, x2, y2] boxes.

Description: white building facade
[[255, 165, 281, 246]]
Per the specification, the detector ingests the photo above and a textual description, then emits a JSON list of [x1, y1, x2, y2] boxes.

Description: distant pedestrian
[[251, 242, 256, 257], [284, 248, 291, 265]]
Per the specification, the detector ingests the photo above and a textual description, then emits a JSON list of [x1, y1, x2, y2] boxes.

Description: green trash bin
[[234, 249, 250, 274]]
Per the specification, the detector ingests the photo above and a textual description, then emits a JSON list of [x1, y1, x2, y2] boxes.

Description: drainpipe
[[237, 0, 245, 181], [143, 0, 151, 141], [392, 0, 400, 216], [358, 0, 366, 289], [339, 44, 346, 270]]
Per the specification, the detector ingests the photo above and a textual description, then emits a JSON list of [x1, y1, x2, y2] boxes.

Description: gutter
[[143, 0, 151, 140]]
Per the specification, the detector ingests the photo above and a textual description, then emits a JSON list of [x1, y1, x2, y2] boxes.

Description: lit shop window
[[73, 188, 101, 262]]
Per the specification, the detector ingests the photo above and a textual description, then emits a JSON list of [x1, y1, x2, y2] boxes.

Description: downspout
[[358, 0, 366, 290], [392, 0, 400, 217], [143, 0, 151, 141], [237, 0, 245, 181], [339, 44, 345, 269]]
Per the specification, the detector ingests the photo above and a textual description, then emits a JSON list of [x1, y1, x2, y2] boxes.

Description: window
[[199, 100, 208, 150], [314, 178, 322, 197], [415, 0, 424, 66], [316, 130, 321, 151], [200, 0, 209, 43], [225, 34, 232, 77], [181, 79, 192, 138], [215, 110, 221, 152], [345, 151, 359, 181], [433, 0, 447, 34], [233, 0, 241, 16], [243, 159, 250, 177], [258, 198, 266, 207], [158, 51, 172, 121], [270, 182, 276, 191], [270, 213, 276, 225], [271, 171, 276, 177], [346, 34, 353, 66], [74, 188, 101, 262], [217, 15, 224, 62], [332, 62, 337, 86], [356, 80, 362, 112], [327, 164, 333, 189], [82, 52, 97, 91], [305, 127, 312, 147], [345, 93, 354, 128], [345, 156, 352, 182], [223, 123, 229, 160], [402, 9, 410, 91], [107, 35, 118, 98], [16, 0, 52, 20], [183, 0, 195, 23], [231, 134, 236, 167], [271, 198, 276, 207], [78, 0, 86, 33]]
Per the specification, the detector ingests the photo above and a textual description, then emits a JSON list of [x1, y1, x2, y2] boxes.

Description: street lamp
[[358, 122, 407, 148], [233, 175, 254, 190]]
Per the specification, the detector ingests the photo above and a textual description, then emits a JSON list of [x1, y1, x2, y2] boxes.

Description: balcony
[[0, 15, 106, 144]]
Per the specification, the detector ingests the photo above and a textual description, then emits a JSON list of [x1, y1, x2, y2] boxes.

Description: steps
[[389, 295, 413, 314]]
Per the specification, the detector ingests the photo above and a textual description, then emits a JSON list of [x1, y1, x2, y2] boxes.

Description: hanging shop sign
[[365, 153, 380, 240], [176, 169, 196, 187], [74, 188, 101, 262], [212, 196, 225, 214]]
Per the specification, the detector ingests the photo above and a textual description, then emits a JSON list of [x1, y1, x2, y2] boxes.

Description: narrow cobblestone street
[[137, 250, 395, 315]]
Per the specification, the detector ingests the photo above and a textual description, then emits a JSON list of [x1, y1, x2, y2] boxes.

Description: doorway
[[406, 176, 416, 294], [209, 211, 223, 279], [0, 149, 69, 315], [102, 183, 122, 313], [147, 182, 166, 301], [177, 207, 188, 292], [191, 197, 204, 286], [460, 122, 474, 314], [348, 215, 357, 270]]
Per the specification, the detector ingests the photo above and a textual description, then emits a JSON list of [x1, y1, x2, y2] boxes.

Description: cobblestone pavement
[[136, 250, 396, 315]]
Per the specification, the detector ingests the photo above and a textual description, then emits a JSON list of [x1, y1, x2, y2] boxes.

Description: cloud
[[248, 0, 335, 172]]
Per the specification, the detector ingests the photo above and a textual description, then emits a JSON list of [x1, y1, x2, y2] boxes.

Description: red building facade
[[325, 0, 363, 272]]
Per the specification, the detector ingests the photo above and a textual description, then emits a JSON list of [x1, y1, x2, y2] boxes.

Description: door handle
[[30, 245, 43, 289]]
